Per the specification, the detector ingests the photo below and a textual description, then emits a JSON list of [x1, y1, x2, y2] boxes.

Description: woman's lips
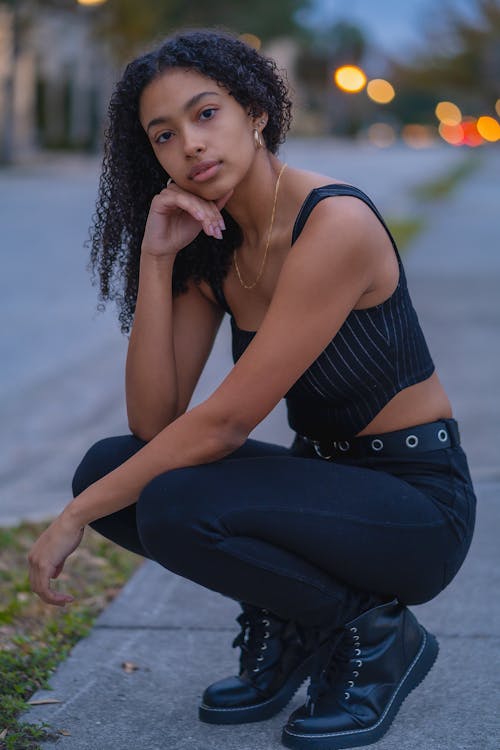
[[189, 161, 221, 182]]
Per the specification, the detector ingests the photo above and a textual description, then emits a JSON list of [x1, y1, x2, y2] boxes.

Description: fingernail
[[220, 218, 226, 230], [215, 227, 223, 240]]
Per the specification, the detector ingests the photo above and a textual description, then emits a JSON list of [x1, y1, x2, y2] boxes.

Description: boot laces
[[232, 607, 275, 676], [306, 626, 361, 713]]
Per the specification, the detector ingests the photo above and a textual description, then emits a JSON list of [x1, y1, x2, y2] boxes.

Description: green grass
[[384, 153, 482, 253], [385, 216, 426, 252], [412, 154, 481, 202], [0, 520, 142, 749]]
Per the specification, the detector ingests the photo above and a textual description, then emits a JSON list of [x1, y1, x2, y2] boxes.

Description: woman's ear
[[248, 108, 269, 131]]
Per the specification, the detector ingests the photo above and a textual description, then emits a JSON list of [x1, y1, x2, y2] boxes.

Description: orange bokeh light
[[239, 33, 262, 50], [439, 122, 464, 146], [476, 115, 500, 142], [435, 101, 462, 126], [366, 79, 395, 104], [334, 66, 367, 93]]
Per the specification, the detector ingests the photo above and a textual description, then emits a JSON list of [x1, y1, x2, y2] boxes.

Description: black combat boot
[[282, 599, 439, 749], [199, 603, 322, 724]]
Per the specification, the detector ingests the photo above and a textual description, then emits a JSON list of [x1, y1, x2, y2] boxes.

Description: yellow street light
[[334, 66, 367, 93], [435, 101, 462, 126], [77, 0, 108, 6], [366, 79, 395, 104], [239, 34, 262, 50]]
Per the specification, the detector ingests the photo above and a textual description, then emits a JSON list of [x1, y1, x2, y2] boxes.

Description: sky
[[299, 0, 480, 59]]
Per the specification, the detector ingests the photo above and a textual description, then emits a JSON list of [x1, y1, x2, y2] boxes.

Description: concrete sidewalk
[[21, 147, 500, 749]]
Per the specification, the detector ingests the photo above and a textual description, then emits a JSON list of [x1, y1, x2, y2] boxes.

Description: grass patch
[[0, 520, 142, 749], [412, 154, 481, 202], [385, 216, 425, 252]]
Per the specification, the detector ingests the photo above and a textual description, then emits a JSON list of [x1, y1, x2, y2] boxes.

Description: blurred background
[[1, 0, 500, 159], [1, 0, 499, 524]]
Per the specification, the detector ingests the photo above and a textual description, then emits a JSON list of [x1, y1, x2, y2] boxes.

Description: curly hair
[[88, 28, 293, 334]]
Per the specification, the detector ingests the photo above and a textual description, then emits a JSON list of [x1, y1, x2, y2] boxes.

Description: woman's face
[[139, 68, 266, 199]]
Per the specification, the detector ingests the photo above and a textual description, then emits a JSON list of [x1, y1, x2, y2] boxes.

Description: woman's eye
[[156, 131, 172, 144], [200, 108, 216, 121]]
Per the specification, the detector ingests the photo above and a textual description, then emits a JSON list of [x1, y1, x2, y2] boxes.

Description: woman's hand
[[28, 513, 85, 606], [141, 182, 233, 258]]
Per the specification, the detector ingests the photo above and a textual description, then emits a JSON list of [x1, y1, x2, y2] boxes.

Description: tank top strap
[[291, 183, 402, 265]]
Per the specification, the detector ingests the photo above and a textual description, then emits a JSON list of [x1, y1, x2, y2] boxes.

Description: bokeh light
[[76, 0, 108, 5], [367, 123, 396, 148], [476, 116, 500, 142], [401, 124, 436, 149], [461, 119, 484, 147], [239, 33, 262, 50], [334, 66, 367, 93], [438, 122, 464, 146], [366, 79, 395, 104], [495, 99, 500, 117], [439, 119, 484, 147], [435, 101, 462, 126]]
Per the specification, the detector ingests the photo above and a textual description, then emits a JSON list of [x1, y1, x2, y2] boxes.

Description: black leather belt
[[302, 419, 460, 460]]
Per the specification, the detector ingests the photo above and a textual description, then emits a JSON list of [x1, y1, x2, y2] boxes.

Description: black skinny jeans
[[72, 419, 476, 629]]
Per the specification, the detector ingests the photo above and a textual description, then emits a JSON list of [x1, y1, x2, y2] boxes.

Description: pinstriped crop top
[[211, 184, 435, 440]]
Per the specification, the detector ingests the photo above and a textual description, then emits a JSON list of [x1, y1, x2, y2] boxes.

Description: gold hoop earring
[[253, 128, 265, 149]]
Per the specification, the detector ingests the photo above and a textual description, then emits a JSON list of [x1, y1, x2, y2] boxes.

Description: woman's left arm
[[29, 197, 375, 605]]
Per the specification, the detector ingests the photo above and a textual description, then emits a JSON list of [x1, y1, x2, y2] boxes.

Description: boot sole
[[199, 651, 318, 725], [281, 626, 439, 749]]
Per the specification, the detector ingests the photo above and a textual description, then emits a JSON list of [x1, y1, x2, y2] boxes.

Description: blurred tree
[[390, 0, 500, 122], [86, 0, 313, 62], [294, 20, 370, 135]]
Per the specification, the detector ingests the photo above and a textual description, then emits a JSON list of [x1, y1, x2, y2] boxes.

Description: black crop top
[[210, 184, 435, 440]]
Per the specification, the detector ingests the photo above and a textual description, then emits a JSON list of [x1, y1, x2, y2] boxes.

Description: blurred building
[[0, 3, 117, 163]]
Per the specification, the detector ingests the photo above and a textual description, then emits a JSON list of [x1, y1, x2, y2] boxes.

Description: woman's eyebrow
[[146, 91, 221, 132]]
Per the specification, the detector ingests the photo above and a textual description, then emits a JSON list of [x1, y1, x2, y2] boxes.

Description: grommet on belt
[[405, 435, 419, 448], [338, 441, 350, 452], [438, 429, 448, 442], [371, 438, 384, 451]]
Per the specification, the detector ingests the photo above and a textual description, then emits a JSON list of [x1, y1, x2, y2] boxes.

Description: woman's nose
[[182, 127, 206, 157]]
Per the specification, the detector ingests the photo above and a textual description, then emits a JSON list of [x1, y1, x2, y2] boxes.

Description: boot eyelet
[[344, 692, 350, 700], [252, 667, 259, 673], [264, 631, 271, 639], [355, 660, 362, 667], [353, 671, 359, 677], [348, 681, 354, 688], [350, 627, 358, 633], [262, 619, 270, 626], [257, 655, 264, 662], [353, 635, 360, 641], [354, 649, 361, 656], [261, 643, 268, 650]]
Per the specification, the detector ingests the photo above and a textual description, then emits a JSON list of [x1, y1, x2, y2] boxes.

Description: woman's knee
[[136, 467, 215, 569], [72, 434, 145, 497]]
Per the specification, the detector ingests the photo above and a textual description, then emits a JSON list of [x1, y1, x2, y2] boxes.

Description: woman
[[28, 29, 476, 749]]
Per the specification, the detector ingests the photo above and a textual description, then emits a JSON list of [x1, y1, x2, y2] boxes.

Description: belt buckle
[[313, 440, 333, 460], [313, 439, 351, 459]]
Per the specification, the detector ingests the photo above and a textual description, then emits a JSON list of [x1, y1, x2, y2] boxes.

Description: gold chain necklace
[[233, 163, 287, 290]]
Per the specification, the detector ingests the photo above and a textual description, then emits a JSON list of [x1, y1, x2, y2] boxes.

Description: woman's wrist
[[62, 488, 99, 529], [140, 247, 178, 265]]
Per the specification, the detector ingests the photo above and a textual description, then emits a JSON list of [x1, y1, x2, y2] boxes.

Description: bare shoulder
[[284, 167, 378, 238]]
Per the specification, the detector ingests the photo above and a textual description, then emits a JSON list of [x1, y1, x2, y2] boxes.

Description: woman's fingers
[[28, 557, 72, 606], [161, 184, 227, 239]]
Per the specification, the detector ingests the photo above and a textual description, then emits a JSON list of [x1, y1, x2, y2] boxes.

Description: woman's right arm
[[125, 184, 231, 441]]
